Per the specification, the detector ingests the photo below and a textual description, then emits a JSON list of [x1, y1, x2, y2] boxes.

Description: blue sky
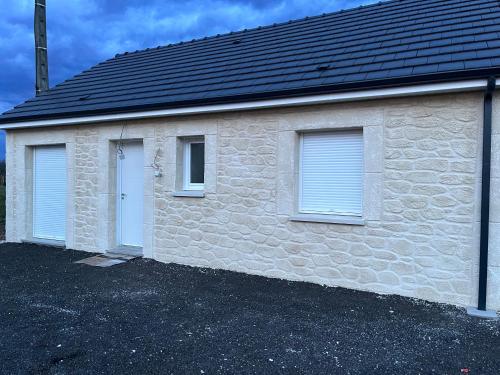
[[0, 0, 378, 160]]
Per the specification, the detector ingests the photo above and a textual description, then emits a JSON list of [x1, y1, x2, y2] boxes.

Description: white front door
[[116, 141, 144, 247], [33, 145, 67, 241]]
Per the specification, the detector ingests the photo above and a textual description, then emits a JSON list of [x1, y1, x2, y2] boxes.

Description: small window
[[299, 130, 363, 216], [183, 140, 205, 190]]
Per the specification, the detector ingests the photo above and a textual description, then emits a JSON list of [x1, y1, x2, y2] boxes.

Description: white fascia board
[[0, 79, 488, 130]]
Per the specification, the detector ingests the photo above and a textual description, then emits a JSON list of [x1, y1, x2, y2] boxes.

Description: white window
[[299, 130, 363, 216], [183, 139, 205, 190]]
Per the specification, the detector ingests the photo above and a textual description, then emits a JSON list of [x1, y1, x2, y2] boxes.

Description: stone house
[[1, 0, 499, 314]]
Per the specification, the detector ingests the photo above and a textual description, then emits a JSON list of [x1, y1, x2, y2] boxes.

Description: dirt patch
[[0, 242, 498, 374]]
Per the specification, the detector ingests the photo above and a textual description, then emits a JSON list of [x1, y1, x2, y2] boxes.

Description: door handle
[[121, 193, 127, 200]]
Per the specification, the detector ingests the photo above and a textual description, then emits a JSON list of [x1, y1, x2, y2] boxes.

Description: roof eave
[[1, 69, 498, 127]]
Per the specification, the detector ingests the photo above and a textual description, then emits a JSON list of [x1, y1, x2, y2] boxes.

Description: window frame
[[298, 130, 364, 217], [182, 139, 205, 191]]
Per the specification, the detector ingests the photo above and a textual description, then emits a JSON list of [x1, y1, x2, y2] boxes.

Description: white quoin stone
[[4, 92, 500, 311]]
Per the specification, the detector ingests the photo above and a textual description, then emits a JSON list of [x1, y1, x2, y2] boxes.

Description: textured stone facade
[[74, 129, 99, 249], [5, 92, 500, 310]]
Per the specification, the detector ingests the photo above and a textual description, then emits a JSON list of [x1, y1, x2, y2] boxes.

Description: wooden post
[[34, 0, 49, 95]]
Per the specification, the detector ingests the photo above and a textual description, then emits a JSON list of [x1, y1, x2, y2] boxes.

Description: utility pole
[[34, 0, 49, 95]]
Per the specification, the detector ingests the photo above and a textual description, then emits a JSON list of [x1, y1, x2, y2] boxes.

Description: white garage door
[[33, 145, 67, 241]]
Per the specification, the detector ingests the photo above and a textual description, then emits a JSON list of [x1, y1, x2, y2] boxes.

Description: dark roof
[[2, 0, 500, 124]]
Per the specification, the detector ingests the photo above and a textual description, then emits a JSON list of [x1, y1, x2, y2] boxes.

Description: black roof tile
[[2, 0, 500, 124], [428, 54, 454, 64], [464, 59, 493, 69], [438, 61, 466, 71], [479, 48, 500, 57], [412, 64, 440, 74]]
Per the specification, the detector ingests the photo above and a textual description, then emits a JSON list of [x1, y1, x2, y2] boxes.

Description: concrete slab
[[105, 253, 137, 260], [74, 255, 127, 267], [467, 307, 498, 319]]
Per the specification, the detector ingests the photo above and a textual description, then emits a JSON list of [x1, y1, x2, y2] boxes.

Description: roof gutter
[[0, 79, 488, 130], [468, 77, 498, 319]]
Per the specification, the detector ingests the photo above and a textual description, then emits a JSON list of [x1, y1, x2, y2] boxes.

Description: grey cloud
[[1, 0, 377, 114], [0, 0, 378, 159]]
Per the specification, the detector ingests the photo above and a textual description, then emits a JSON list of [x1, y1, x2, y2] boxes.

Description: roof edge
[[2, 68, 499, 125], [0, 78, 490, 130]]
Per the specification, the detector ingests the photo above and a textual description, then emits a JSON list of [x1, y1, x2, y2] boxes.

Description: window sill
[[22, 238, 66, 248], [289, 214, 365, 225], [172, 191, 205, 198]]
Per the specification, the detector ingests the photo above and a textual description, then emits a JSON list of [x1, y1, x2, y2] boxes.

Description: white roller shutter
[[299, 130, 363, 216], [33, 145, 67, 241]]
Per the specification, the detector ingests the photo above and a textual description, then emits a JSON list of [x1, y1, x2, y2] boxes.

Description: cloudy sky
[[0, 0, 377, 158]]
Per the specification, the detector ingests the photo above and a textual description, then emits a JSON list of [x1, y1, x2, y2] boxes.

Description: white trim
[[116, 149, 124, 246], [298, 134, 304, 213], [0, 79, 489, 129], [32, 149, 37, 239], [183, 140, 205, 191]]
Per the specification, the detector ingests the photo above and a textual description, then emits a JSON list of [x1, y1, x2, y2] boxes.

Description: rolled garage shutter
[[299, 130, 363, 216], [33, 145, 67, 241]]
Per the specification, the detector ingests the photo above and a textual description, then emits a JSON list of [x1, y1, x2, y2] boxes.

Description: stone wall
[[5, 92, 499, 310], [74, 129, 99, 250]]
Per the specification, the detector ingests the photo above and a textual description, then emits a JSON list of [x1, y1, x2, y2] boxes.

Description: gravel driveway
[[0, 243, 498, 374]]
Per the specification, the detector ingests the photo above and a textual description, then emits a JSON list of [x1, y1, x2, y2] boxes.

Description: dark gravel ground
[[0, 243, 498, 375]]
